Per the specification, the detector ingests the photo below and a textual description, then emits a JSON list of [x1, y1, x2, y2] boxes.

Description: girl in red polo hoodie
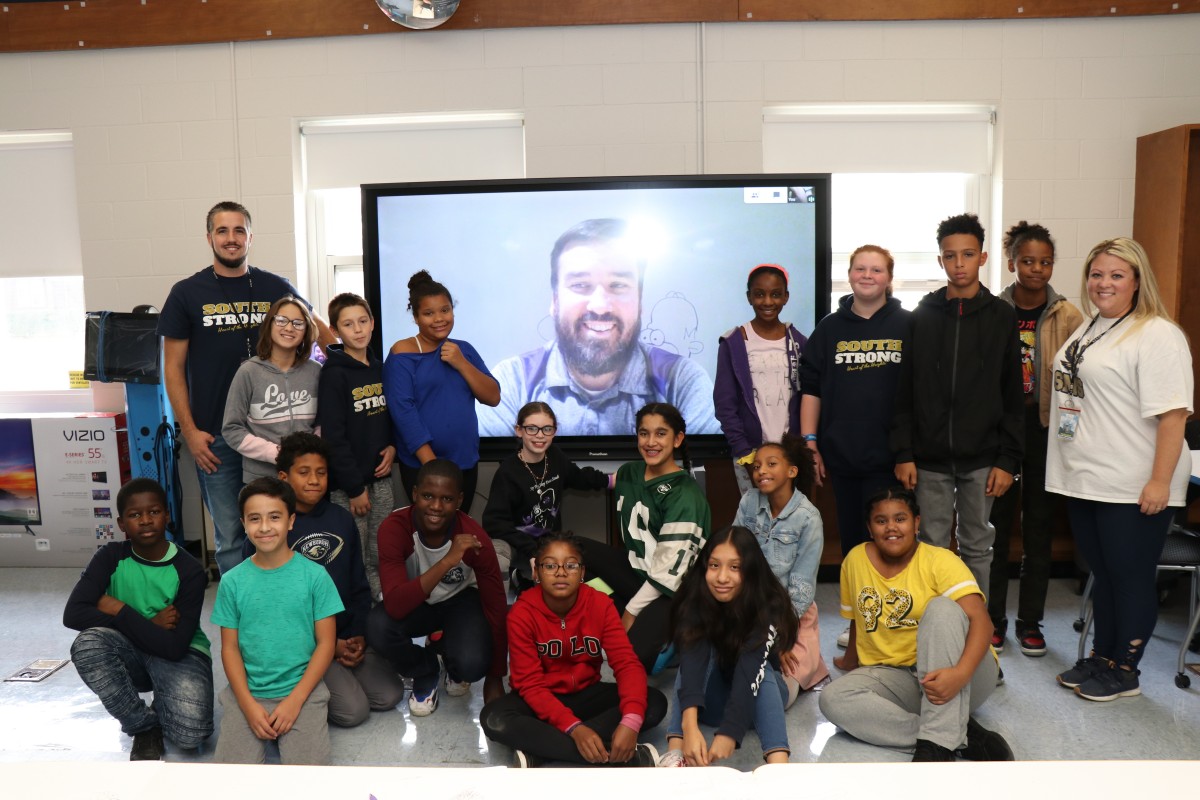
[[480, 531, 667, 767]]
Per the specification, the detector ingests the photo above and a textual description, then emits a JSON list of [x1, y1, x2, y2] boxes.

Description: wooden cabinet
[[1133, 123, 1200, 412]]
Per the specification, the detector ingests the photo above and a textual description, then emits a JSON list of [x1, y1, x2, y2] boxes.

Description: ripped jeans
[[1067, 498, 1173, 667]]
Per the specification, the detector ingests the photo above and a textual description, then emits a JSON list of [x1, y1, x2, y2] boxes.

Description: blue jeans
[[667, 649, 789, 756], [71, 628, 214, 749], [366, 587, 492, 692], [196, 434, 246, 575], [1068, 498, 1173, 667]]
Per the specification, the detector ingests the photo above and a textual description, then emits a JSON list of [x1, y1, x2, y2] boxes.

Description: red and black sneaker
[[990, 621, 1007, 653], [1016, 621, 1047, 657]]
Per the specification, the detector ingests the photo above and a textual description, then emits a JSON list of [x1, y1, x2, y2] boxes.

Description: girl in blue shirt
[[384, 270, 500, 513]]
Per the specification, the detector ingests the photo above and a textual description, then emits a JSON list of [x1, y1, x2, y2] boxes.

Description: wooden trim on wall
[[1, 0, 1198, 53]]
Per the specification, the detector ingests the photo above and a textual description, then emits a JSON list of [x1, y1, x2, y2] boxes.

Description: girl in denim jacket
[[734, 435, 830, 704]]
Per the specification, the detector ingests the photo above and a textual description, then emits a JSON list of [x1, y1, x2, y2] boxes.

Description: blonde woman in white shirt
[[1045, 237, 1192, 702]]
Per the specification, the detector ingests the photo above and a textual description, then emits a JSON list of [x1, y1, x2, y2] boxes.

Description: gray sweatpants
[[324, 651, 406, 728], [915, 466, 996, 594], [331, 478, 395, 602], [818, 596, 998, 752], [214, 682, 332, 765]]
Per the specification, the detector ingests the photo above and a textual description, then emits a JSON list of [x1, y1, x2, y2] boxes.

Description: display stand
[[85, 310, 185, 544]]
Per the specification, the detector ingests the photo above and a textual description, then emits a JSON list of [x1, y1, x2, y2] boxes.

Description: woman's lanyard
[[213, 266, 255, 361], [1063, 308, 1133, 387]]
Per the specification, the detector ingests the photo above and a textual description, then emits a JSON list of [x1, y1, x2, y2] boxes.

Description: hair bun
[[407, 270, 434, 290]]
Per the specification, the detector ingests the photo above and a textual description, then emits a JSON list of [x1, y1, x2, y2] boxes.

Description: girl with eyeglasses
[[482, 402, 610, 591], [480, 531, 667, 767], [222, 295, 321, 483]]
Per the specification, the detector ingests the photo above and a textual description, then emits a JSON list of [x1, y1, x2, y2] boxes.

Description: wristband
[[619, 713, 644, 732], [802, 434, 818, 442]]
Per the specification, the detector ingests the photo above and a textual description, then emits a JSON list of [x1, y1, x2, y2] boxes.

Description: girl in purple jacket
[[713, 264, 806, 495]]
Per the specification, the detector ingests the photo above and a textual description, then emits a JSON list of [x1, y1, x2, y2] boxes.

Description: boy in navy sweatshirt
[[891, 213, 1023, 595], [259, 432, 405, 726], [317, 292, 396, 599], [64, 478, 214, 761]]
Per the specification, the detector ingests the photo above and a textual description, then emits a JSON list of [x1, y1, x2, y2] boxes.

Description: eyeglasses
[[537, 561, 583, 574], [521, 425, 557, 436], [273, 315, 307, 330]]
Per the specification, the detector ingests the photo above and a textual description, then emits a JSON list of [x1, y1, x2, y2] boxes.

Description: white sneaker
[[657, 748, 687, 767], [408, 675, 440, 717], [445, 674, 472, 697], [837, 624, 851, 649]]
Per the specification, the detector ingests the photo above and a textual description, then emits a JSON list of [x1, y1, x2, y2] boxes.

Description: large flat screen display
[[0, 418, 41, 526], [363, 174, 831, 460]]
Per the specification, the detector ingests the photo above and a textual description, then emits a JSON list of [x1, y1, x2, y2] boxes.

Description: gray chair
[[1075, 524, 1200, 688]]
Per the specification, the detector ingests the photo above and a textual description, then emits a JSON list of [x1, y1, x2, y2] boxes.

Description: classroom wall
[[2, 15, 1198, 323], [2, 15, 1198, 543]]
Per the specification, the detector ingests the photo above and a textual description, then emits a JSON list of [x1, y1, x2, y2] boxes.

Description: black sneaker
[[912, 739, 956, 762], [1015, 621, 1047, 657], [1057, 655, 1110, 689], [626, 743, 660, 767], [958, 718, 1014, 761], [990, 621, 1007, 653], [514, 749, 544, 768], [130, 725, 165, 761], [1075, 666, 1140, 702]]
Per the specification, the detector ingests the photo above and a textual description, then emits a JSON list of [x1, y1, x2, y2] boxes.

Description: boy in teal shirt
[[64, 477, 214, 761], [212, 477, 343, 764]]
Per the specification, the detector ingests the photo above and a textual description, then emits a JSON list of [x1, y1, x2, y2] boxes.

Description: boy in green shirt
[[211, 477, 343, 764], [64, 478, 214, 761]]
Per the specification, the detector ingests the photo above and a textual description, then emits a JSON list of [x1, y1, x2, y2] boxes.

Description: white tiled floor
[[2, 568, 1198, 767]]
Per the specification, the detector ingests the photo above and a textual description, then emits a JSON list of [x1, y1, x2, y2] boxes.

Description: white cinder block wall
[[2, 15, 1197, 544], [0, 15, 1195, 392], [1, 16, 1198, 326]]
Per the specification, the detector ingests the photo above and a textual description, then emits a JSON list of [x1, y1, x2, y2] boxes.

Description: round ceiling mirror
[[375, 0, 461, 30]]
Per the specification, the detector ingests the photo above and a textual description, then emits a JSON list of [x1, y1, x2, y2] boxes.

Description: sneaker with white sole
[[836, 624, 851, 649], [1056, 655, 1110, 689], [990, 621, 1007, 653], [657, 748, 687, 767], [1075, 665, 1140, 702], [1015, 621, 1046, 657], [445, 674, 472, 697], [514, 749, 544, 768], [409, 673, 441, 717], [627, 743, 660, 767]]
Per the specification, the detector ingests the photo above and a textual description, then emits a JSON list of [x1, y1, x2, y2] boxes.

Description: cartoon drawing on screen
[[640, 291, 703, 359], [481, 218, 719, 437]]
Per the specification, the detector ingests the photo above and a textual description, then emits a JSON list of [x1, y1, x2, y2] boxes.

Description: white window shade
[[763, 104, 994, 174], [301, 113, 525, 190], [0, 133, 83, 278]]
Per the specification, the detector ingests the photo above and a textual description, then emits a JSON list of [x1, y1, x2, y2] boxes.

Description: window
[[299, 113, 525, 315], [762, 103, 995, 312], [830, 173, 986, 310], [0, 276, 85, 392], [0, 132, 86, 399]]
